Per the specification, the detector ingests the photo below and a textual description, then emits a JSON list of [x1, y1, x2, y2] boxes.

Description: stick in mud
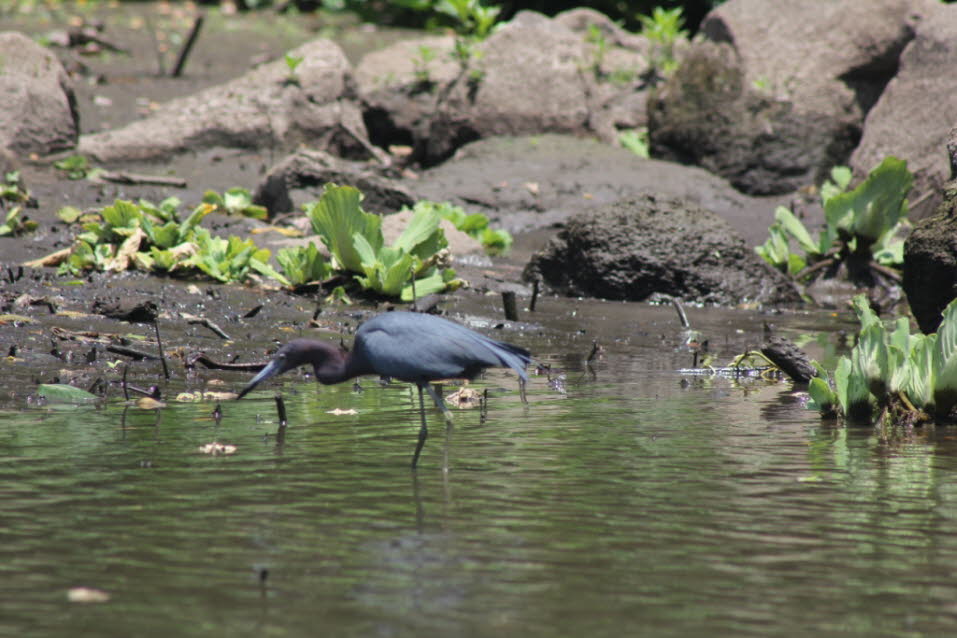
[[274, 394, 287, 427], [153, 320, 170, 380], [172, 14, 204, 78], [502, 291, 518, 321], [529, 279, 540, 312]]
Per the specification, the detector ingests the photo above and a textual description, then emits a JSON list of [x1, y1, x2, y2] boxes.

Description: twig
[[671, 298, 690, 329], [153, 321, 170, 380], [96, 171, 187, 188], [183, 313, 231, 340], [502, 291, 518, 321], [107, 344, 160, 360], [121, 363, 130, 401], [529, 279, 540, 312], [172, 13, 204, 78], [274, 394, 288, 427]]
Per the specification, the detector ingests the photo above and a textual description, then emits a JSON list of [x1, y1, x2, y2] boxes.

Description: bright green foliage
[[275, 242, 331, 287], [305, 184, 464, 300], [1, 171, 30, 205], [51, 197, 284, 286], [403, 200, 513, 255], [0, 206, 38, 237], [619, 128, 650, 159], [812, 294, 957, 422], [756, 157, 913, 278], [53, 155, 93, 180], [202, 188, 267, 220], [637, 6, 688, 76], [306, 184, 383, 273]]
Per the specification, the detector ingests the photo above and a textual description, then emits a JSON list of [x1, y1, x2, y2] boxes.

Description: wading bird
[[237, 311, 531, 468]]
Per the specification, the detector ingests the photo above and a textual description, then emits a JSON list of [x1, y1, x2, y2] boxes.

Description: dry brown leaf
[[199, 442, 237, 455], [67, 587, 110, 603]]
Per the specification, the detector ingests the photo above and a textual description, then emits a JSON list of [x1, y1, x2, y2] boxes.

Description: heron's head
[[237, 339, 337, 399]]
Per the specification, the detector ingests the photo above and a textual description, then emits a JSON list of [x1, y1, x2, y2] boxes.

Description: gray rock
[[78, 38, 375, 163], [523, 194, 802, 307], [0, 31, 78, 157], [356, 11, 650, 165], [254, 149, 414, 216], [650, 0, 920, 195], [850, 1, 957, 220], [903, 179, 957, 333]]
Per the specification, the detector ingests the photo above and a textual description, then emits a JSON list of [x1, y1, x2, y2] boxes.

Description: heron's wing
[[355, 313, 529, 383]]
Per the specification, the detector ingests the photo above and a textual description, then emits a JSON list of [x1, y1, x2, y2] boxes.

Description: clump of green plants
[[283, 52, 304, 85], [304, 184, 464, 301], [0, 171, 36, 237], [638, 6, 688, 79], [618, 128, 649, 158], [809, 295, 957, 425], [53, 155, 95, 180], [400, 200, 512, 255], [45, 195, 285, 285], [201, 187, 267, 220], [412, 44, 437, 87], [756, 157, 912, 287]]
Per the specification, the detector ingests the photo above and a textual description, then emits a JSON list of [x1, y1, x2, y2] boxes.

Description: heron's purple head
[[237, 339, 342, 399]]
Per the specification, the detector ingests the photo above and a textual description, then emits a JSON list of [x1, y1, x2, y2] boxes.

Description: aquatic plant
[[401, 200, 512, 255], [638, 6, 688, 78], [756, 157, 912, 285], [809, 295, 957, 423], [304, 184, 464, 301]]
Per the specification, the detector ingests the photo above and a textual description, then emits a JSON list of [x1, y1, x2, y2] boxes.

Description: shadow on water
[[4, 297, 957, 637]]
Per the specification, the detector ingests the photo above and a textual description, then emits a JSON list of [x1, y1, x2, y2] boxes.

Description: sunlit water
[[3, 298, 957, 637]]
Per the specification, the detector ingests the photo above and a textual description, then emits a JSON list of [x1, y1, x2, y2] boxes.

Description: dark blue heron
[[237, 311, 531, 468]]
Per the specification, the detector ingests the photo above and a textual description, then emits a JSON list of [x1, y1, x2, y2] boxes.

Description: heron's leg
[[424, 383, 455, 425], [519, 378, 528, 404], [411, 385, 428, 469], [424, 383, 454, 473]]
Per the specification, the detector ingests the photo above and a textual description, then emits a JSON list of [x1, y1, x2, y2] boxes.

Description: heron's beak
[[237, 359, 283, 399]]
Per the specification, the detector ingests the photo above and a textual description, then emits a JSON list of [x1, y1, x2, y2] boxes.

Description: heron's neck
[[312, 342, 369, 385]]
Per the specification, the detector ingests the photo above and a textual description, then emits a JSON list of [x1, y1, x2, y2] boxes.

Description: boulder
[[0, 31, 78, 157], [357, 11, 649, 165], [522, 194, 802, 307], [850, 1, 957, 220], [902, 178, 957, 334], [650, 0, 920, 195], [254, 149, 414, 216], [78, 38, 376, 163]]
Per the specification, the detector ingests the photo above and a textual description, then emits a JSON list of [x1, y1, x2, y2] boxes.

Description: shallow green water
[[3, 300, 957, 637]]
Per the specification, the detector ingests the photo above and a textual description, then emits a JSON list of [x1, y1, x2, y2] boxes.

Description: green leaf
[[393, 205, 442, 254], [37, 383, 98, 404], [906, 334, 936, 411], [774, 206, 819, 255], [57, 206, 82, 223], [826, 156, 913, 246], [307, 184, 383, 273], [855, 322, 888, 401], [933, 298, 957, 417], [808, 376, 837, 414]]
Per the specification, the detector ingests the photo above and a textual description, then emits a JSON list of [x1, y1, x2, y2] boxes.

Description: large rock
[[650, 0, 920, 195], [254, 149, 414, 216], [0, 31, 78, 157], [409, 134, 811, 247], [522, 194, 802, 307], [902, 178, 957, 334], [357, 11, 649, 165], [850, 1, 957, 220], [78, 39, 374, 163]]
